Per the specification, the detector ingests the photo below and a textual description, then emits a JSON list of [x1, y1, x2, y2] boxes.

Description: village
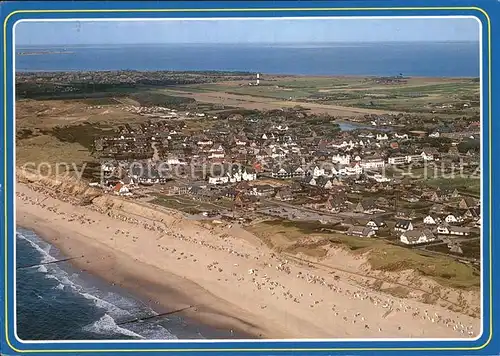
[[88, 103, 481, 265]]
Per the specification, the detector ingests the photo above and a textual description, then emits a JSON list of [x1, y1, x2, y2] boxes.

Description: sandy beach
[[15, 176, 481, 339]]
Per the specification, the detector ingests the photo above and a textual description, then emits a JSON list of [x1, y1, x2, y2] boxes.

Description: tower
[[256, 73, 260, 86]]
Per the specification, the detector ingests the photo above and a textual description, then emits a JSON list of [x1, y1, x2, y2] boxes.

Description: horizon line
[[16, 39, 480, 47]]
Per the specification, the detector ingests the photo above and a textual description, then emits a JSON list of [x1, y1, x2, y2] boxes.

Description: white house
[[332, 154, 351, 165], [293, 167, 306, 178], [360, 158, 385, 170], [241, 170, 257, 181], [366, 218, 386, 231], [400, 229, 436, 245], [272, 168, 290, 179], [208, 176, 229, 185], [449, 226, 470, 236], [429, 132, 440, 138], [445, 214, 460, 223], [112, 182, 132, 196], [209, 144, 225, 153], [227, 168, 257, 183], [394, 133, 409, 139], [312, 166, 325, 178], [228, 171, 242, 183], [272, 167, 304, 179], [407, 154, 424, 163], [420, 151, 435, 161], [209, 152, 225, 159], [437, 225, 449, 235], [394, 220, 413, 232], [344, 163, 363, 176], [388, 156, 407, 165], [165, 158, 186, 166], [437, 225, 471, 236], [389, 155, 427, 165], [323, 180, 333, 190], [423, 215, 439, 225], [376, 133, 389, 141], [197, 140, 213, 146]]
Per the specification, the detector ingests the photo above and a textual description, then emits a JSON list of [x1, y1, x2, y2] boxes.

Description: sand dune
[[15, 176, 481, 339]]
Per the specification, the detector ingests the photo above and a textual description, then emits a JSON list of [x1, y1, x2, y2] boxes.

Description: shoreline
[[15, 178, 481, 339], [17, 52, 75, 56], [14, 69, 478, 79], [16, 215, 259, 340]]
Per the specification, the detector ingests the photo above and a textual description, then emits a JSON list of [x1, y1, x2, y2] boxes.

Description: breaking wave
[[16, 230, 56, 264], [16, 228, 177, 340], [83, 314, 144, 339]]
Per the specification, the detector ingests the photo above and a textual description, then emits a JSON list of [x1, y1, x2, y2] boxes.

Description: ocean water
[[15, 228, 232, 340], [16, 42, 479, 77]]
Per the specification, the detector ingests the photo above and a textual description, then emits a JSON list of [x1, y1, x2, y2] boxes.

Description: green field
[[423, 177, 481, 196], [168, 76, 479, 116], [16, 71, 480, 117]]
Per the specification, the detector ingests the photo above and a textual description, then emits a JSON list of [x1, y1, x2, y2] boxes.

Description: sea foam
[[83, 314, 144, 339], [17, 228, 178, 340], [16, 231, 56, 264]]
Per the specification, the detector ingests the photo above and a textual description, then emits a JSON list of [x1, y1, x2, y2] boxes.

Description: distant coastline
[[17, 50, 75, 56], [15, 40, 480, 48], [14, 69, 480, 80]]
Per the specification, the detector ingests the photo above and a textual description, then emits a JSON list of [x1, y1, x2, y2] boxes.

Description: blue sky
[[16, 18, 480, 46]]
